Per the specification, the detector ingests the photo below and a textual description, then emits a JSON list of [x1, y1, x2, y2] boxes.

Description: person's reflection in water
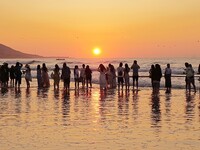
[[1, 86, 8, 95], [26, 87, 31, 98], [117, 88, 124, 99], [41, 88, 49, 99], [86, 88, 92, 98], [14, 87, 22, 114], [185, 92, 195, 123], [74, 88, 79, 97], [132, 89, 139, 121], [62, 91, 70, 126], [25, 88, 31, 114], [98, 89, 107, 123], [151, 93, 161, 128], [15, 87, 21, 99], [165, 92, 171, 122], [54, 88, 60, 100], [62, 88, 70, 100]]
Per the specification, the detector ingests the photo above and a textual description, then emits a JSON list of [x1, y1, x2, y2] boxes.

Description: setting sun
[[93, 48, 101, 56]]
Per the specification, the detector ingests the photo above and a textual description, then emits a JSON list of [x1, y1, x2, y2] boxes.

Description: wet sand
[[0, 79, 200, 150]]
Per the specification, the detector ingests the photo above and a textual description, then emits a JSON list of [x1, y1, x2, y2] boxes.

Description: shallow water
[[0, 82, 200, 150]]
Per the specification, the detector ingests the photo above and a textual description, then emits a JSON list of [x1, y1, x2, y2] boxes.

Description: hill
[[0, 44, 43, 58]]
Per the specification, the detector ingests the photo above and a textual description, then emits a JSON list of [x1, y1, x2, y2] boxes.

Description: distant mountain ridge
[[0, 44, 43, 58]]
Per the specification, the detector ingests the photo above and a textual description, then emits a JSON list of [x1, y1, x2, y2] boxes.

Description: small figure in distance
[[124, 63, 130, 90], [10, 65, 15, 87], [24, 64, 32, 88], [74, 65, 79, 89], [185, 63, 196, 93], [51, 64, 60, 90], [152, 64, 162, 94], [189, 64, 196, 93], [98, 64, 107, 90], [37, 65, 42, 88], [61, 62, 71, 91], [164, 64, 172, 93], [131, 60, 140, 90], [85, 65, 92, 88], [198, 64, 200, 81], [14, 62, 23, 88], [41, 63, 50, 88], [80, 64, 86, 88], [117, 62, 124, 90], [149, 64, 155, 89]]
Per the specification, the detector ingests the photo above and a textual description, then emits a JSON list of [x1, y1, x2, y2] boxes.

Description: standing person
[[188, 64, 196, 93], [124, 63, 130, 90], [149, 65, 155, 89], [131, 60, 140, 90], [198, 64, 200, 81], [152, 64, 162, 94], [10, 65, 15, 87], [41, 63, 50, 88], [184, 62, 189, 91], [107, 64, 114, 88], [51, 64, 60, 89], [37, 65, 42, 88], [74, 65, 79, 89], [4, 63, 9, 87], [164, 64, 172, 93], [14, 62, 23, 88], [98, 64, 107, 90], [85, 65, 92, 88], [61, 62, 71, 91], [80, 64, 86, 87], [24, 64, 32, 88], [0, 63, 9, 88], [110, 64, 117, 88], [117, 62, 124, 90]]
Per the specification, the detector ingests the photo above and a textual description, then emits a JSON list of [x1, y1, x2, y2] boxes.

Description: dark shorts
[[133, 76, 139, 81], [118, 77, 124, 83]]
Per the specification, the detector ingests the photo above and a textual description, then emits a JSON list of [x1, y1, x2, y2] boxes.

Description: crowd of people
[[0, 61, 199, 93]]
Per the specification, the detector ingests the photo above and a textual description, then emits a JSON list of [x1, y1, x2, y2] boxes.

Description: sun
[[93, 48, 101, 56]]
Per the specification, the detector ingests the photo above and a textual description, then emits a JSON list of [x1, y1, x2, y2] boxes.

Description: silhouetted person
[[131, 60, 140, 90], [149, 64, 155, 89], [14, 62, 23, 88], [80, 64, 86, 87], [117, 62, 124, 90], [10, 65, 15, 87], [74, 65, 79, 89], [85, 65, 92, 88], [52, 64, 60, 89], [37, 65, 42, 88], [152, 64, 162, 94], [24, 64, 32, 88], [164, 64, 172, 93], [98, 64, 107, 90], [61, 62, 71, 91], [198, 64, 200, 74], [124, 63, 130, 90], [41, 63, 50, 88]]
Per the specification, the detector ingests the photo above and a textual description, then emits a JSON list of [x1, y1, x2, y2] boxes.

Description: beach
[[0, 78, 200, 150]]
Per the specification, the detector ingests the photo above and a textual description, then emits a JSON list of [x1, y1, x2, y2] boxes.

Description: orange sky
[[0, 0, 200, 58]]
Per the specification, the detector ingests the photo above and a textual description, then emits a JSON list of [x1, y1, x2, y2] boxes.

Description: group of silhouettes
[[0, 61, 199, 93]]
